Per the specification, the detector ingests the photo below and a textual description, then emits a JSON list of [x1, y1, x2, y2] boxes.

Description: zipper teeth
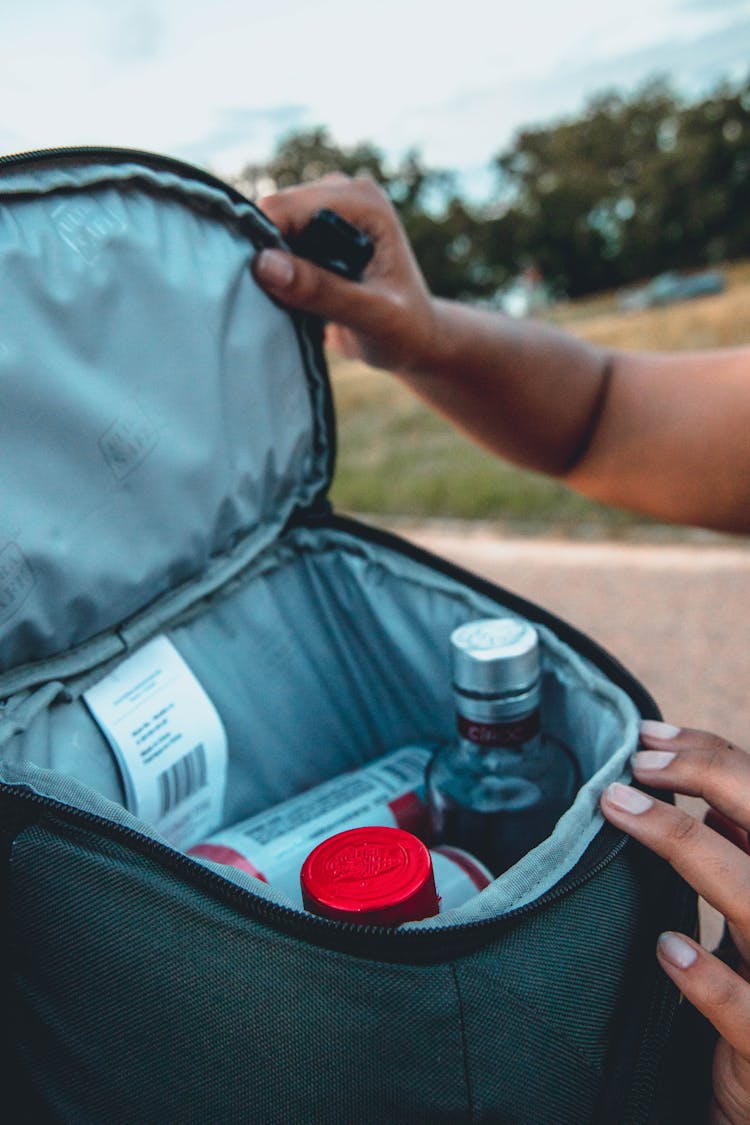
[[0, 145, 243, 197], [2, 782, 627, 957], [0, 144, 281, 249]]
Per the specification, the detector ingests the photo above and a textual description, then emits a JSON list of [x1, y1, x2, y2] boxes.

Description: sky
[[1, 0, 749, 201]]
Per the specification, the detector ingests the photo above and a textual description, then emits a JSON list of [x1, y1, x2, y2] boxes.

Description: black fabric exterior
[[4, 809, 711, 1124], [594, 841, 712, 1125], [10, 822, 468, 1125]]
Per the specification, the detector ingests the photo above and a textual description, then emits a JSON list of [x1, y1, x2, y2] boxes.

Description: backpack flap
[[0, 150, 333, 690]]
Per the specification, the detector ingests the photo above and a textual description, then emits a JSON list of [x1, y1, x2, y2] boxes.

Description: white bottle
[[189, 745, 493, 911], [189, 746, 433, 905]]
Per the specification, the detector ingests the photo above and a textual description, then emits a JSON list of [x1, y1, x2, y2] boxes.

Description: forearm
[[255, 178, 611, 479], [255, 176, 750, 534], [400, 297, 612, 477], [402, 299, 750, 533]]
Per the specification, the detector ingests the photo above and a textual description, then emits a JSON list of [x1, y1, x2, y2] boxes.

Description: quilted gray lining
[[0, 527, 638, 928], [0, 154, 638, 930], [0, 159, 328, 677]]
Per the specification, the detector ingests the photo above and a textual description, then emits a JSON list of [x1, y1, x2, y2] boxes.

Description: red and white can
[[429, 844, 494, 911]]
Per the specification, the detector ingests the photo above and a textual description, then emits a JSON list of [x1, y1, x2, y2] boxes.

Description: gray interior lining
[[0, 527, 639, 929], [0, 154, 638, 930], [0, 161, 328, 675]]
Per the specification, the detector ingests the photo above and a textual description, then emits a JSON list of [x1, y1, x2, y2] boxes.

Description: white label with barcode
[[83, 635, 228, 849]]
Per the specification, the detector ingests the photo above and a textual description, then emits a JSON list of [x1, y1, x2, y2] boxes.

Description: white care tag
[[84, 635, 228, 849]]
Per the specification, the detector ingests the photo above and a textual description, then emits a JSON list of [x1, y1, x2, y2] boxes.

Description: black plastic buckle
[[289, 209, 374, 281]]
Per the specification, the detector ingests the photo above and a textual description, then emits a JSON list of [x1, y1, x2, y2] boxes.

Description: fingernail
[[640, 720, 681, 741], [605, 782, 653, 814], [632, 750, 677, 771], [255, 249, 294, 288], [657, 931, 698, 969]]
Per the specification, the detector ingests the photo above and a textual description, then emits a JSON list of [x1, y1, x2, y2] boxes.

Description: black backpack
[[0, 147, 714, 1123]]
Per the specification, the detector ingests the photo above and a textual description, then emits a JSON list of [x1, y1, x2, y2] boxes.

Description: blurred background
[[4, 1, 750, 934], [3, 2, 747, 536], [3, 0, 750, 713]]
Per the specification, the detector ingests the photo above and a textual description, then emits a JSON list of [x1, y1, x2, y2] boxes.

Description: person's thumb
[[253, 247, 375, 331]]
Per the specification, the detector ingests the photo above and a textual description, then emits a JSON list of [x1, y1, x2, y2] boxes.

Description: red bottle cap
[[300, 826, 439, 926]]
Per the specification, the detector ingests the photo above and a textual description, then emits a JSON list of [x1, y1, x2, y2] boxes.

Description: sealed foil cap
[[300, 826, 439, 926], [450, 618, 540, 698]]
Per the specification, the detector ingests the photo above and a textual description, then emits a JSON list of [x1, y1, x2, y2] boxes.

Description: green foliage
[[234, 126, 509, 300], [235, 73, 750, 300], [493, 76, 750, 295], [234, 126, 386, 196]]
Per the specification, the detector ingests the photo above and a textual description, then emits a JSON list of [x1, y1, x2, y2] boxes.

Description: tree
[[234, 127, 387, 199], [235, 74, 750, 302], [491, 75, 750, 295], [492, 80, 681, 294], [235, 129, 498, 299]]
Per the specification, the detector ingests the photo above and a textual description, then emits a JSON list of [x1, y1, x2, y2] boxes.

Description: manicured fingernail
[[605, 782, 653, 814], [256, 249, 294, 288], [657, 931, 698, 969], [632, 750, 677, 771], [640, 720, 681, 740]]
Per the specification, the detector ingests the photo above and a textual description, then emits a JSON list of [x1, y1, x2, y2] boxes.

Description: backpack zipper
[[0, 144, 277, 240], [0, 778, 631, 962]]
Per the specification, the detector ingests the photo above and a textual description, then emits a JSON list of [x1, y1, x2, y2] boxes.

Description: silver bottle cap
[[450, 618, 540, 714]]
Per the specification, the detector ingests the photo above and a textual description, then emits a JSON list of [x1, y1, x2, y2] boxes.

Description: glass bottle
[[426, 617, 580, 875]]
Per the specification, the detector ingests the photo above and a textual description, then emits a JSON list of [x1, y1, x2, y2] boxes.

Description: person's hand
[[253, 174, 438, 374], [601, 721, 750, 1124]]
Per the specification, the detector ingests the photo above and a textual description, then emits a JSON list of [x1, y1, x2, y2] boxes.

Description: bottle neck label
[[456, 709, 540, 748]]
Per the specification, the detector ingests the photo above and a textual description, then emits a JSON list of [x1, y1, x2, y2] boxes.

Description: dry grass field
[[328, 260, 750, 536], [547, 260, 750, 351]]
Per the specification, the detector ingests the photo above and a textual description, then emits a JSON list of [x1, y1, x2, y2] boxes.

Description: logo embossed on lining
[[98, 401, 159, 481], [0, 542, 35, 625], [51, 200, 126, 265]]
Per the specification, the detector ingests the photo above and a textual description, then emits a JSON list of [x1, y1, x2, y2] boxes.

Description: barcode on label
[[158, 743, 208, 817]]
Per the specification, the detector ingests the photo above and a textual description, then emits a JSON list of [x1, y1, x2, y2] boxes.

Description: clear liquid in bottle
[[426, 618, 580, 875]]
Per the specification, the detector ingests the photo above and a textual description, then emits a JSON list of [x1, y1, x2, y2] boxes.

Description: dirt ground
[[401, 523, 750, 947]]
